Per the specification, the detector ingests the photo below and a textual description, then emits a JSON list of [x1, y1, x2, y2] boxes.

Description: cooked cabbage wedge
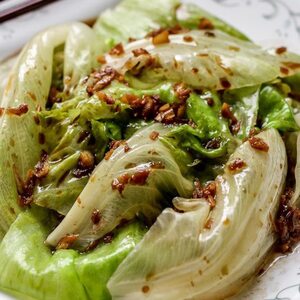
[[1, 0, 300, 299]]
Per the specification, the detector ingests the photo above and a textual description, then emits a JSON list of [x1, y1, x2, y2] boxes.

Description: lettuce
[[102, 81, 180, 103], [0, 22, 103, 238], [166, 92, 234, 159], [283, 72, 300, 96], [292, 133, 300, 205], [0, 25, 76, 238], [46, 124, 194, 249], [63, 23, 100, 89], [108, 129, 287, 300], [93, 0, 179, 51], [258, 85, 299, 132], [285, 131, 300, 205], [223, 86, 260, 138], [0, 207, 145, 300], [105, 30, 300, 90], [32, 87, 130, 214], [177, 3, 249, 41], [1, 1, 300, 299], [33, 151, 89, 215]]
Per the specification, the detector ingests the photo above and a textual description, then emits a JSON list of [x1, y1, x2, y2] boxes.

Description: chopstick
[[0, 0, 57, 23]]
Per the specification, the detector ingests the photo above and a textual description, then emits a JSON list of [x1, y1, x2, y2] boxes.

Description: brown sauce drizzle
[[121, 92, 187, 124], [18, 150, 49, 207], [174, 83, 191, 102], [73, 151, 95, 178], [198, 18, 214, 30], [152, 30, 170, 45], [221, 102, 240, 134], [86, 66, 117, 95], [248, 136, 269, 152], [228, 158, 247, 172], [91, 209, 101, 225], [183, 35, 194, 42], [56, 234, 79, 250], [109, 43, 125, 56], [6, 103, 29, 116], [104, 140, 129, 161], [275, 188, 300, 253], [276, 47, 287, 55], [149, 131, 159, 141], [132, 48, 150, 57], [192, 181, 217, 208], [112, 162, 164, 194]]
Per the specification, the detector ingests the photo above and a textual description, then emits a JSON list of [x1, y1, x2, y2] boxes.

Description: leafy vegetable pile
[[1, 0, 300, 299]]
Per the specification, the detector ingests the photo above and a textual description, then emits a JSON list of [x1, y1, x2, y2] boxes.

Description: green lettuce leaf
[[36, 74, 201, 216], [177, 3, 249, 41], [108, 129, 287, 300], [105, 30, 300, 90], [46, 124, 193, 249], [283, 72, 300, 96], [34, 177, 88, 216], [223, 86, 260, 138], [63, 23, 100, 89], [103, 81, 179, 104], [33, 87, 129, 214], [166, 92, 233, 159], [258, 85, 299, 132], [51, 44, 65, 91], [33, 151, 89, 215], [0, 207, 145, 300], [0, 22, 111, 228], [0, 24, 77, 239], [93, 0, 179, 51]]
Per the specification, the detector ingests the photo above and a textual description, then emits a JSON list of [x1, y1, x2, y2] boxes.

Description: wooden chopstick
[[0, 0, 57, 23]]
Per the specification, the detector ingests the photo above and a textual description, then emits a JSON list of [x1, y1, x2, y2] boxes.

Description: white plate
[[1, 0, 300, 299]]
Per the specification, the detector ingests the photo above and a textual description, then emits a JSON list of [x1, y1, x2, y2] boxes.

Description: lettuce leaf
[[0, 22, 105, 239], [33, 151, 89, 215], [0, 207, 145, 300], [93, 0, 179, 51], [0, 25, 75, 239], [166, 92, 233, 159], [32, 85, 130, 214], [258, 85, 299, 132], [63, 23, 100, 89], [102, 81, 180, 104], [108, 129, 287, 300], [1, 1, 299, 299], [105, 30, 300, 90], [177, 3, 249, 41], [46, 124, 194, 249], [223, 86, 260, 138], [283, 72, 300, 96]]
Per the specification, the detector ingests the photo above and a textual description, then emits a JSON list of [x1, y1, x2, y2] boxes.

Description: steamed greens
[[1, 0, 300, 299]]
